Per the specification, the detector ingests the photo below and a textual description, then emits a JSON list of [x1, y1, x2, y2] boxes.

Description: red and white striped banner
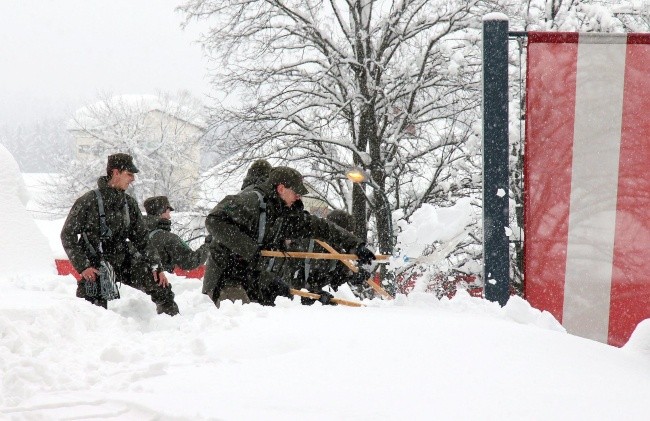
[[525, 32, 650, 346]]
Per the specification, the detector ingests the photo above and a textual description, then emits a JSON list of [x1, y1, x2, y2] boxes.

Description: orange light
[[346, 168, 367, 184]]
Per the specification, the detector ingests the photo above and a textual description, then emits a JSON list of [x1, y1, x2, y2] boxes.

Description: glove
[[317, 290, 336, 305], [265, 276, 291, 298], [204, 234, 213, 244], [301, 297, 316, 306], [354, 244, 376, 266]]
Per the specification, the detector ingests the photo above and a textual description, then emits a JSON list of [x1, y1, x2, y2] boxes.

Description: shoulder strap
[[251, 190, 267, 246], [94, 189, 106, 218], [123, 200, 130, 229], [148, 228, 164, 240], [304, 239, 314, 281], [93, 190, 112, 252], [82, 232, 97, 257], [253, 190, 279, 272]]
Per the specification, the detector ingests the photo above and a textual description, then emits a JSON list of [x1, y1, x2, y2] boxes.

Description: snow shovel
[[289, 288, 365, 307], [314, 240, 393, 300], [314, 239, 359, 273], [400, 228, 472, 266]]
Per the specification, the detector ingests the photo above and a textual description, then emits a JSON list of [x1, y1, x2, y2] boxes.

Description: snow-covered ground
[[2, 148, 650, 420], [1, 274, 649, 420]]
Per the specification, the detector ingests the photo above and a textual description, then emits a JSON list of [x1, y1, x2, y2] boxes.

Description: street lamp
[[345, 167, 394, 255]]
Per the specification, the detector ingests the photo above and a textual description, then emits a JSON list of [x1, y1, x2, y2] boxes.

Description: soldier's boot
[[151, 287, 180, 316], [156, 300, 180, 316], [76, 281, 107, 309], [214, 286, 251, 308]]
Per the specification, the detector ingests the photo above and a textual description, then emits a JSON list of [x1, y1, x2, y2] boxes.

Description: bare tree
[[181, 0, 495, 256]]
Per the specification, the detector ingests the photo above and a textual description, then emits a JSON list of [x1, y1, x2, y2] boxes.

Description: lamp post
[[345, 168, 394, 255]]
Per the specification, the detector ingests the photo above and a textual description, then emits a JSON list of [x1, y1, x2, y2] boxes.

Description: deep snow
[[1, 148, 649, 420]]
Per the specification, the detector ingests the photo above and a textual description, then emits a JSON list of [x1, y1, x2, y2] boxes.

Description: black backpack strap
[[304, 239, 314, 282], [148, 228, 164, 240], [82, 232, 97, 257], [94, 188, 132, 236], [252, 190, 280, 271], [123, 199, 130, 229], [94, 189, 105, 218], [93, 189, 112, 254], [251, 190, 267, 246]]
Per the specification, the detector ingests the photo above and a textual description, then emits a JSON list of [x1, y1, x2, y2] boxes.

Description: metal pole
[[482, 15, 510, 306]]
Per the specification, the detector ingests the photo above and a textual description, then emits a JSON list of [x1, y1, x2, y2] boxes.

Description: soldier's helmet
[[269, 166, 309, 195], [144, 196, 174, 216], [107, 153, 139, 174]]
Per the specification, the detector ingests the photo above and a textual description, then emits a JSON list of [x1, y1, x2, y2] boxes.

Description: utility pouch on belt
[[98, 260, 120, 301], [84, 277, 99, 298], [84, 260, 120, 301]]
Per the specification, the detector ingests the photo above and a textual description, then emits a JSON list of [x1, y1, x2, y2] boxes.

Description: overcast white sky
[[0, 0, 209, 125]]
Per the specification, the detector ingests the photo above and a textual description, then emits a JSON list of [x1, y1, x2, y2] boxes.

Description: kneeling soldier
[[131, 196, 211, 314], [60, 153, 169, 312], [203, 166, 376, 307]]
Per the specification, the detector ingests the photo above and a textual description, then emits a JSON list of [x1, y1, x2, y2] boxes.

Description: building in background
[[68, 94, 206, 210]]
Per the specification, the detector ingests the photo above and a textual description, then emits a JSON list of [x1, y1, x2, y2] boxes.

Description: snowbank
[[1, 272, 648, 420], [0, 146, 54, 275], [395, 197, 475, 259], [623, 318, 650, 355]]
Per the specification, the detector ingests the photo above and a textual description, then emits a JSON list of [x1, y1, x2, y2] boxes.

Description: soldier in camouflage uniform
[[60, 153, 169, 311], [281, 209, 372, 304], [203, 166, 376, 307], [126, 196, 212, 315], [142, 196, 211, 272]]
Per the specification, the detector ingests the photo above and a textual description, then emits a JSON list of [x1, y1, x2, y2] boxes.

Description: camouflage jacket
[[142, 215, 209, 273], [203, 180, 363, 294], [60, 176, 159, 273]]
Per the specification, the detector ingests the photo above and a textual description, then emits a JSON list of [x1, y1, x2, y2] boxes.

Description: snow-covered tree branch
[[181, 0, 494, 255]]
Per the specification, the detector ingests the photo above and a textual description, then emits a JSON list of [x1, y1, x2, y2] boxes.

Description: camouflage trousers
[[76, 263, 179, 316]]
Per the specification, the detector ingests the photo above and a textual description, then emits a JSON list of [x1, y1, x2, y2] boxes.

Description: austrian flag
[[524, 32, 650, 346]]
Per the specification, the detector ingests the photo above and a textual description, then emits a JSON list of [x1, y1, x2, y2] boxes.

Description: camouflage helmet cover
[[269, 166, 309, 195], [144, 196, 174, 216]]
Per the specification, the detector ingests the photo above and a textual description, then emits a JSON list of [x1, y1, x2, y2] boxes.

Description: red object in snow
[[174, 266, 205, 279], [55, 259, 81, 280], [55, 259, 205, 280]]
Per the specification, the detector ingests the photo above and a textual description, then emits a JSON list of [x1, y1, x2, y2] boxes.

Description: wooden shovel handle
[[366, 278, 394, 300], [315, 240, 394, 300], [315, 240, 358, 273], [289, 288, 365, 307], [261, 250, 389, 260]]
